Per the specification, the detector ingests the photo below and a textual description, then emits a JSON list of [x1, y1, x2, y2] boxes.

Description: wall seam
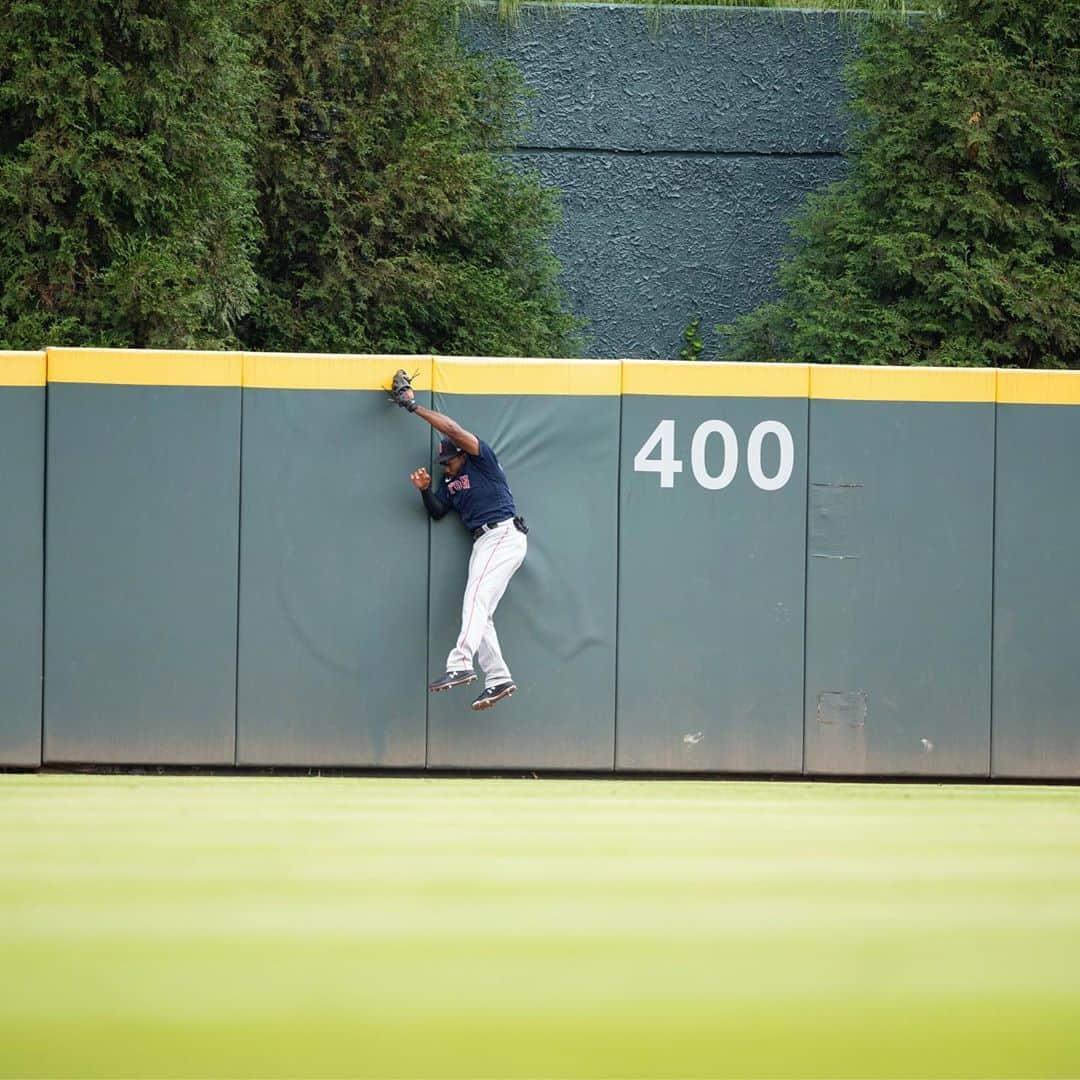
[[800, 389, 812, 776], [611, 384, 624, 773], [424, 383, 433, 771], [988, 389, 999, 778], [39, 370, 50, 767], [512, 145, 845, 161], [232, 376, 245, 766]]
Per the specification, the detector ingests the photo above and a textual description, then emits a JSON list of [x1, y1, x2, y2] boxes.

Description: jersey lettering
[[438, 440, 517, 532]]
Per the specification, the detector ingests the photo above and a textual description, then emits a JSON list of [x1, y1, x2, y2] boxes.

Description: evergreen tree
[[720, 0, 1079, 367], [242, 0, 581, 357], [0, 0, 259, 349]]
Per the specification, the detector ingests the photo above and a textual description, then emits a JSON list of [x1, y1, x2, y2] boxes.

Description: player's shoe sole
[[428, 671, 478, 692], [471, 682, 517, 711]]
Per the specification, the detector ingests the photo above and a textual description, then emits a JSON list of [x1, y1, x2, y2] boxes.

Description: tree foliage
[[242, 0, 580, 356], [0, 0, 259, 349], [720, 0, 1079, 367], [0, 0, 580, 356]]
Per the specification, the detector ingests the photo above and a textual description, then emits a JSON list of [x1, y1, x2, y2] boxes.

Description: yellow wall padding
[[0, 351, 46, 387]]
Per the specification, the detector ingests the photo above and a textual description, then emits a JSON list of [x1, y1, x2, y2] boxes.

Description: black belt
[[472, 518, 513, 541], [472, 516, 528, 541]]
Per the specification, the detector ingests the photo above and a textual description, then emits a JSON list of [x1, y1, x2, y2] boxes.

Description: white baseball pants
[[445, 519, 527, 688]]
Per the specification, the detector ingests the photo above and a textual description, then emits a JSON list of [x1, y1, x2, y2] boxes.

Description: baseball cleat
[[471, 682, 517, 711], [428, 670, 478, 692]]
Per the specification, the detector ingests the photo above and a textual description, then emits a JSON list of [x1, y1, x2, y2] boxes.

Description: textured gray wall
[[463, 3, 853, 359]]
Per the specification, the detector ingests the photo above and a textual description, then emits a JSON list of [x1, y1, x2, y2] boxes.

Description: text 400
[[633, 419, 795, 491]]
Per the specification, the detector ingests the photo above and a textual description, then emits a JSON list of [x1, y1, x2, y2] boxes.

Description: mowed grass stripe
[[1, 775, 1078, 1079]]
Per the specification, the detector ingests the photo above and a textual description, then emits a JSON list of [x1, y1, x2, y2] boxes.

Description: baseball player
[[389, 370, 528, 710]]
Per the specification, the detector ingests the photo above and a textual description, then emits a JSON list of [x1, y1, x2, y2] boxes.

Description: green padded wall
[[44, 349, 241, 765], [235, 355, 431, 767], [16, 348, 1080, 778], [803, 368, 997, 777], [0, 353, 45, 767], [425, 358, 620, 770], [616, 362, 808, 773], [992, 373, 1080, 778]]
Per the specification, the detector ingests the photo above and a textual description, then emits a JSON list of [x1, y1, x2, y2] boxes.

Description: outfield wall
[[0, 352, 45, 767], [2, 350, 1079, 779], [44, 350, 242, 765], [235, 355, 432, 768]]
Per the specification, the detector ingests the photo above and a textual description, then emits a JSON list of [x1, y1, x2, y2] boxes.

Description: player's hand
[[389, 369, 418, 412], [410, 467, 431, 491]]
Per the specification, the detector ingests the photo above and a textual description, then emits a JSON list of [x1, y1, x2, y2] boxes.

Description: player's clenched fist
[[410, 467, 431, 491]]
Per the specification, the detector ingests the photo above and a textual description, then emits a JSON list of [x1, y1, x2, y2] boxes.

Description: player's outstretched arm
[[410, 404, 480, 457], [389, 370, 480, 456], [399, 389, 479, 456]]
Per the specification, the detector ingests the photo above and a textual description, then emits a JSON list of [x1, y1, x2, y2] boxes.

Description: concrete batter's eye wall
[[462, 3, 854, 360], [3, 350, 1080, 780]]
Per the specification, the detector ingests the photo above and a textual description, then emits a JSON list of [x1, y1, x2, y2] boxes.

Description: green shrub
[[241, 0, 581, 356], [0, 1, 259, 349], [720, 0, 1079, 368], [0, 0, 579, 356]]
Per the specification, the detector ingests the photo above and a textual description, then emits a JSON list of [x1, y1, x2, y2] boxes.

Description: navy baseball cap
[[437, 437, 465, 464]]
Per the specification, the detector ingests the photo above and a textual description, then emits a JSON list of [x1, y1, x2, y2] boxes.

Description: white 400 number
[[633, 419, 795, 491]]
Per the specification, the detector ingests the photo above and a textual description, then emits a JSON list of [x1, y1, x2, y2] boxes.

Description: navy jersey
[[432, 440, 517, 531]]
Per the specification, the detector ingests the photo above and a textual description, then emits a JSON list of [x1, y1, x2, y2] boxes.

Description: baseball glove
[[389, 368, 419, 412]]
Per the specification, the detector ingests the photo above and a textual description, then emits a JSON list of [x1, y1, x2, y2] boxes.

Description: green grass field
[[1, 775, 1078, 1079]]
